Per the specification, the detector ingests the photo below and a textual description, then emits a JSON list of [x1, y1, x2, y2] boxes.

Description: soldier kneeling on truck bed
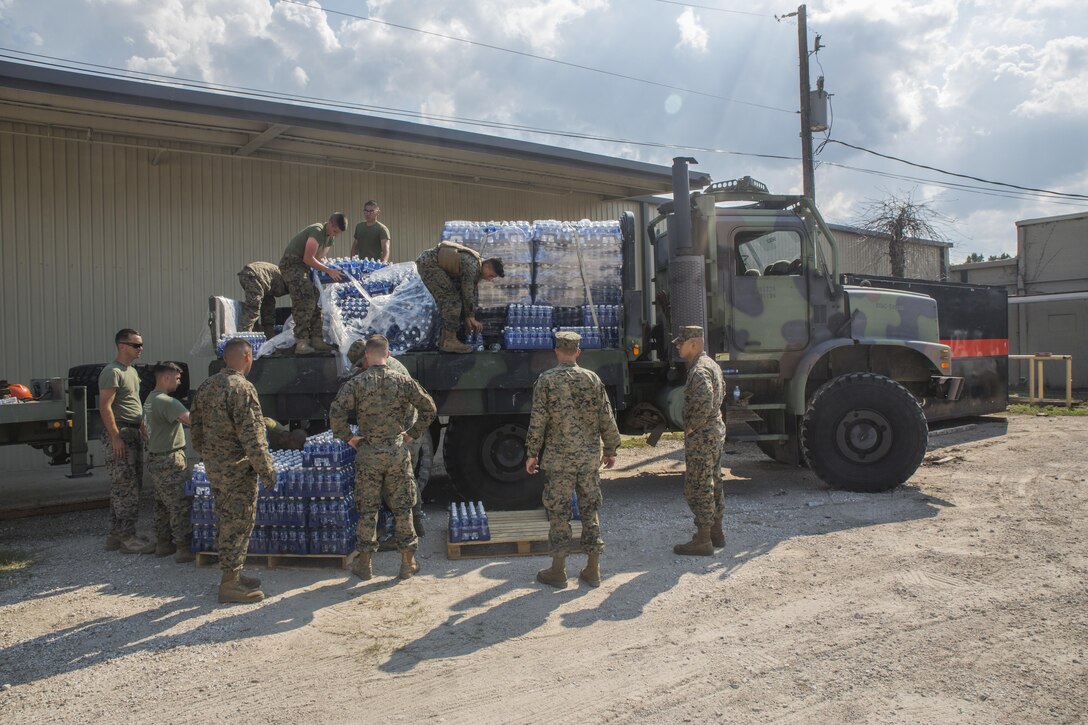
[[415, 241, 503, 354]]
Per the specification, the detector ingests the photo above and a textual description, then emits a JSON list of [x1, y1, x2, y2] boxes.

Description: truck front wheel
[[801, 373, 927, 492], [443, 415, 546, 509]]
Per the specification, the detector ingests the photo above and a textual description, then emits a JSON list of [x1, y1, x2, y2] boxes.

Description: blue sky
[[1, 0, 1085, 260]]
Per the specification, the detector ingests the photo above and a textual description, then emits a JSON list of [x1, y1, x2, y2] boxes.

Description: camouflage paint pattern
[[147, 449, 192, 546], [191, 368, 276, 571], [416, 246, 481, 333], [238, 262, 287, 332], [102, 427, 144, 537], [279, 259, 321, 341], [525, 361, 620, 556], [682, 352, 726, 528], [329, 365, 437, 553]]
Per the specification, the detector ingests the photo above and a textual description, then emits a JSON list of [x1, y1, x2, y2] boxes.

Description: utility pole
[[796, 4, 815, 202]]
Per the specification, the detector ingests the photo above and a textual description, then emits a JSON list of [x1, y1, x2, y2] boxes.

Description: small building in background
[[952, 211, 1088, 390], [828, 224, 952, 281]]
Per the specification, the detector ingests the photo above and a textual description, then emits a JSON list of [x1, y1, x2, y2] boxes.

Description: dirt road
[[1, 414, 1085, 723]]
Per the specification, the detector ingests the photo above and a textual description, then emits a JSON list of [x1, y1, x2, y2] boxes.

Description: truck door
[[726, 228, 811, 353]]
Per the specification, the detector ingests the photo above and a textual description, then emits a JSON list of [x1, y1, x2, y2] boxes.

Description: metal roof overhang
[[0, 60, 711, 200]]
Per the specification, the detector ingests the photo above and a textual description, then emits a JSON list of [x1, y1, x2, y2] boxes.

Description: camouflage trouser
[[279, 259, 320, 341], [355, 443, 418, 553], [542, 464, 604, 556], [684, 431, 725, 529], [237, 269, 276, 332], [102, 427, 144, 537], [416, 259, 463, 335], [206, 460, 259, 572], [147, 449, 193, 546]]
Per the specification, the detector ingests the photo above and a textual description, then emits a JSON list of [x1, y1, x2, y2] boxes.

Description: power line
[[277, 0, 794, 113], [826, 138, 1088, 202], [653, 0, 773, 17]]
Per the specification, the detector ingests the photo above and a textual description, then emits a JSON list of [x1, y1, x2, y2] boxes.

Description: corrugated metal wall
[[833, 228, 947, 280], [0, 121, 637, 471]]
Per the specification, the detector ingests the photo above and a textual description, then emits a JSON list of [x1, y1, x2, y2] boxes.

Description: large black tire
[[801, 373, 927, 492], [443, 415, 546, 510]]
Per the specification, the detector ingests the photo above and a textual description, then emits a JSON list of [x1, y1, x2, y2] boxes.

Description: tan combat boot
[[711, 517, 726, 548], [579, 552, 602, 588], [310, 337, 336, 352], [351, 550, 373, 581], [218, 570, 264, 604], [239, 572, 261, 590], [155, 537, 177, 557], [536, 555, 568, 589], [119, 535, 156, 554], [438, 330, 472, 354], [174, 537, 196, 564], [398, 550, 420, 579], [674, 527, 714, 556], [294, 339, 315, 355]]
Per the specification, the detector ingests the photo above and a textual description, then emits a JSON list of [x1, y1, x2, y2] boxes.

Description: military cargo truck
[[220, 158, 970, 508]]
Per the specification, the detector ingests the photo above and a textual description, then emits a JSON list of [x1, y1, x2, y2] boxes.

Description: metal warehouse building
[[0, 61, 709, 471]]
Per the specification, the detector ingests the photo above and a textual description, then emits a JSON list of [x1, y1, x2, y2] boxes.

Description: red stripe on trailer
[[940, 338, 1009, 358]]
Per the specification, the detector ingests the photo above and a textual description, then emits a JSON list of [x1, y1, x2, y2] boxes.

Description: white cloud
[[676, 8, 708, 53], [491, 0, 608, 57], [1016, 36, 1088, 117], [292, 65, 309, 86]]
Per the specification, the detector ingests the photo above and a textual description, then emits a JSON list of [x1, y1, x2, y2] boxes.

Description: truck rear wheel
[[443, 415, 546, 510], [801, 373, 927, 492]]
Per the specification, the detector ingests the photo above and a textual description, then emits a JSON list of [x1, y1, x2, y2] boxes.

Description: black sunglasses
[[121, 342, 144, 349]]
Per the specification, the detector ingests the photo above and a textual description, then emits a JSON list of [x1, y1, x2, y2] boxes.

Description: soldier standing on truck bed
[[237, 261, 288, 338], [525, 330, 621, 589], [350, 200, 391, 263], [415, 241, 504, 353], [143, 362, 195, 563], [330, 335, 436, 581], [190, 338, 277, 604], [279, 213, 347, 356], [346, 338, 430, 537], [673, 326, 727, 556], [99, 328, 155, 555]]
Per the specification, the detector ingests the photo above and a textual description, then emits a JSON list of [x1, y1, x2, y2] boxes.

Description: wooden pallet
[[194, 551, 351, 569], [446, 509, 581, 560]]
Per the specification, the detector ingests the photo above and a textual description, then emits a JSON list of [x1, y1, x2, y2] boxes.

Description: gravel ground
[[0, 414, 1085, 723]]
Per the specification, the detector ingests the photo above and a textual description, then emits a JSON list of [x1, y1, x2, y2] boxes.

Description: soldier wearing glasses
[[99, 328, 155, 554]]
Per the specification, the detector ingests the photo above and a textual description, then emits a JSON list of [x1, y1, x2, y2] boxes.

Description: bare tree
[[855, 191, 951, 278]]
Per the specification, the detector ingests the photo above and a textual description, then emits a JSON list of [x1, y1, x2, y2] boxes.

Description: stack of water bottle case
[[441, 219, 625, 351], [187, 430, 367, 556]]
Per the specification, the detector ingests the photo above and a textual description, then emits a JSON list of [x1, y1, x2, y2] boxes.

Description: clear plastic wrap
[[322, 262, 438, 368]]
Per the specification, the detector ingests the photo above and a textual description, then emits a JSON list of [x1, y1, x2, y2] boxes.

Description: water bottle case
[[448, 500, 492, 543]]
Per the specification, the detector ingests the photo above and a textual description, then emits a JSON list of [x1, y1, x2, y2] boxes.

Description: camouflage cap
[[346, 339, 367, 367], [555, 330, 581, 351], [671, 325, 704, 344]]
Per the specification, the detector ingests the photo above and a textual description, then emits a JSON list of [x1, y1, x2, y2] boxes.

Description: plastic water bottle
[[733, 385, 741, 403], [478, 502, 490, 541], [571, 491, 580, 521], [449, 503, 461, 543]]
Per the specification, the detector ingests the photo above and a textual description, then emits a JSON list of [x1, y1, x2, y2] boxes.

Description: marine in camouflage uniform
[[237, 261, 288, 337], [330, 336, 436, 580], [415, 242, 503, 353], [278, 214, 346, 355], [346, 339, 430, 536], [143, 362, 194, 563], [674, 325, 727, 556], [191, 341, 277, 603], [525, 331, 621, 588], [98, 329, 155, 554]]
